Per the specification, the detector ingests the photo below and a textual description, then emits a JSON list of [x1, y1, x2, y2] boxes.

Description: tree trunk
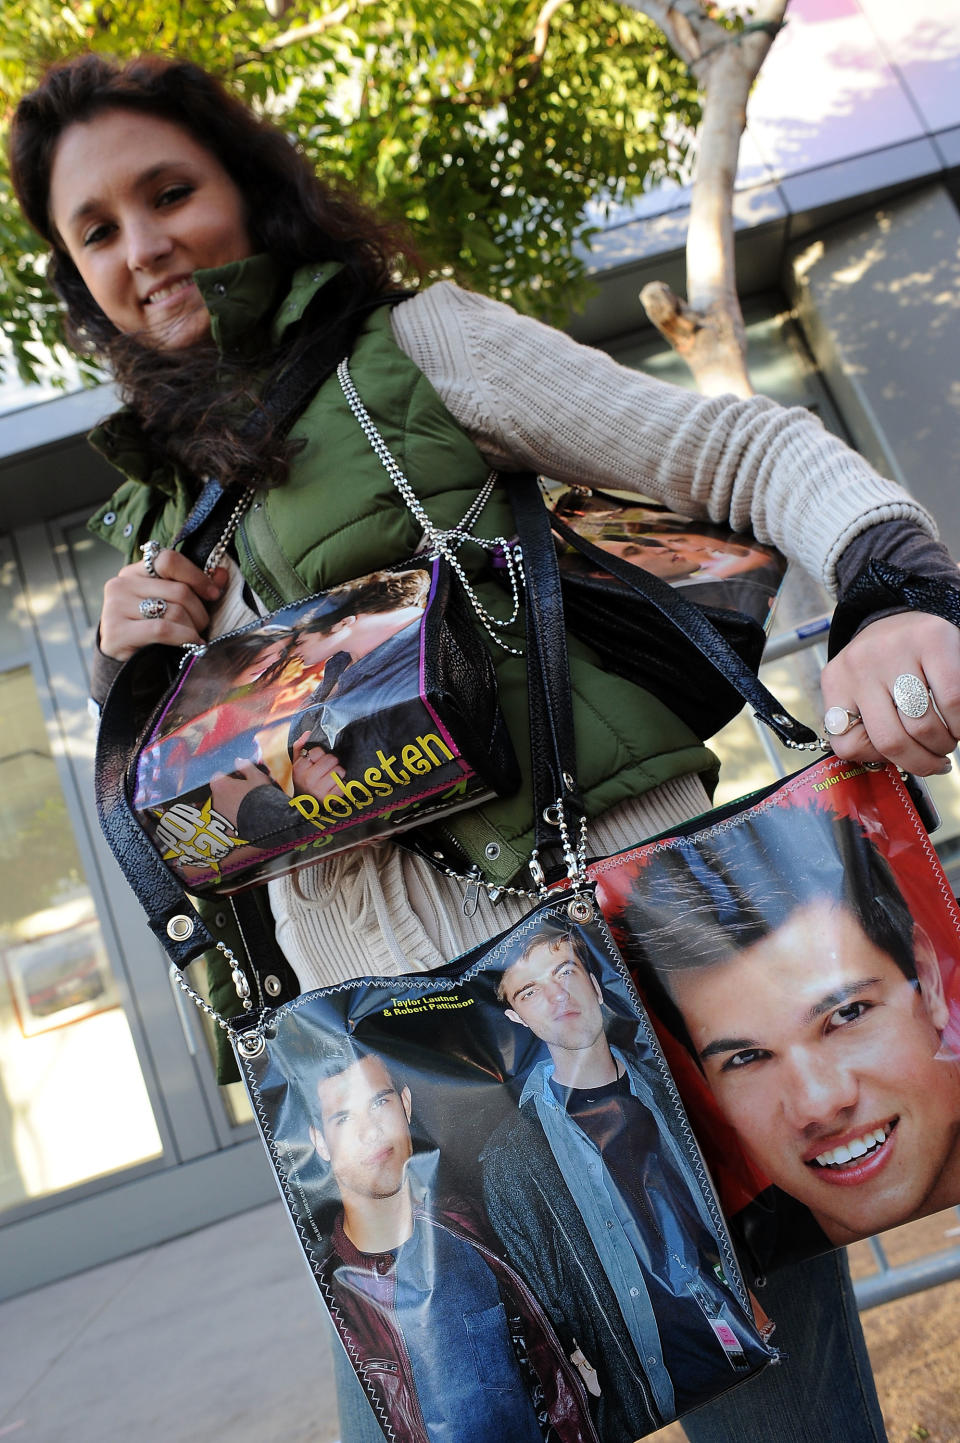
[[619, 2, 789, 396]]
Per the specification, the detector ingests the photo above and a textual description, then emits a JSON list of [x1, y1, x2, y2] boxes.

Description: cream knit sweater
[[208, 282, 935, 993]]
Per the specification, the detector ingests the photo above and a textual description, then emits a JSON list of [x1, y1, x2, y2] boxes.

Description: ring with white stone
[[892, 672, 930, 719], [138, 596, 168, 621], [140, 539, 162, 578], [823, 706, 862, 737]]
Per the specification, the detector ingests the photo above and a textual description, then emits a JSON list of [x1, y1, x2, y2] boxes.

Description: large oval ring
[[140, 539, 162, 578], [892, 672, 930, 719], [138, 596, 168, 621], [823, 706, 862, 737]]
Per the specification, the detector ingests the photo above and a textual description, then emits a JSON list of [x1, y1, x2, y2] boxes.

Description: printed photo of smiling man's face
[[670, 899, 960, 1246]]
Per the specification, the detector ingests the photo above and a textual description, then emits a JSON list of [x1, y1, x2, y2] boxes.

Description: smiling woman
[[9, 47, 960, 1443], [49, 110, 253, 350]]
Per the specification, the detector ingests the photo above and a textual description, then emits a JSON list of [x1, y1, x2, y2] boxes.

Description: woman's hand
[[821, 612, 960, 776], [100, 547, 226, 661], [291, 733, 344, 799]]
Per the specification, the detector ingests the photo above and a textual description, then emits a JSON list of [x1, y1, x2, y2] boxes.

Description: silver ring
[[139, 596, 168, 621], [892, 672, 930, 719], [140, 539, 162, 578], [823, 706, 862, 737]]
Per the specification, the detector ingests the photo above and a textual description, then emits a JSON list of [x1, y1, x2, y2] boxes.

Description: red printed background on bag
[[590, 758, 960, 1271]]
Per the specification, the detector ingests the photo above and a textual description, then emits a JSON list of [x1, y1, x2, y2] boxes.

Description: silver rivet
[[264, 974, 282, 998], [103, 511, 116, 526], [212, 282, 227, 296], [484, 842, 501, 860], [237, 1033, 265, 1058], [166, 914, 195, 941], [772, 712, 790, 726], [122, 522, 133, 537]]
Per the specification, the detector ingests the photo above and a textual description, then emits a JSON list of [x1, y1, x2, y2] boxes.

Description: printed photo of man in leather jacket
[[307, 1038, 599, 1443]]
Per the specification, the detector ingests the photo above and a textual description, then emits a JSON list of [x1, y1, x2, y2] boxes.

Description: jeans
[[330, 1248, 888, 1443]]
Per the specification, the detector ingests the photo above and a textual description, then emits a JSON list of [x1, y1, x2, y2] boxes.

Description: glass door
[[0, 520, 273, 1300]]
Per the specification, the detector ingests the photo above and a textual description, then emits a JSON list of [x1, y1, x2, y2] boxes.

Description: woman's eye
[[157, 184, 194, 207], [82, 223, 113, 247]]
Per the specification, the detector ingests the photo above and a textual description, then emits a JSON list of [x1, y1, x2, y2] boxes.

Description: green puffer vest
[[89, 259, 719, 1077], [89, 257, 717, 886]]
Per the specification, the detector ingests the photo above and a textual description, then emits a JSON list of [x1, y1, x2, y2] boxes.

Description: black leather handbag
[[545, 486, 786, 739]]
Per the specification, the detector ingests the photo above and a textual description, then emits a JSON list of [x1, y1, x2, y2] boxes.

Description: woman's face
[[48, 108, 253, 349]]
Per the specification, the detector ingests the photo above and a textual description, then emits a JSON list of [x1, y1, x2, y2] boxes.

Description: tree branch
[[615, 0, 727, 68], [532, 0, 570, 60], [258, 0, 381, 55]]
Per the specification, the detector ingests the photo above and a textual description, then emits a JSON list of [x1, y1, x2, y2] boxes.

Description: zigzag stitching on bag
[[239, 1052, 399, 1442], [267, 897, 578, 1017], [318, 1278, 399, 1443], [886, 766, 960, 934], [587, 757, 831, 874], [589, 908, 752, 1313]]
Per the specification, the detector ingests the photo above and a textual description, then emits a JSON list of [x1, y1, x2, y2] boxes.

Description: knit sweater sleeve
[[389, 282, 937, 596]]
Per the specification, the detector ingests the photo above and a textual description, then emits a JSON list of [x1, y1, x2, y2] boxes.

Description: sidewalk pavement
[[0, 1202, 341, 1443], [4, 1198, 960, 1443]]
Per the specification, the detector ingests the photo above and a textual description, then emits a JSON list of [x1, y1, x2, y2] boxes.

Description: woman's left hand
[[821, 612, 960, 776]]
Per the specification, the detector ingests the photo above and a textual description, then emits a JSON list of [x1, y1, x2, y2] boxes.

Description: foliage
[[0, 0, 700, 384]]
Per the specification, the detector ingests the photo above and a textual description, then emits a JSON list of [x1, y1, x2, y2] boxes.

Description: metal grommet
[[167, 914, 195, 941], [567, 895, 594, 924], [102, 511, 116, 526], [264, 974, 283, 998], [484, 842, 501, 861], [122, 522, 134, 537], [562, 772, 575, 790], [212, 282, 227, 297], [237, 1033, 265, 1058], [214, 911, 228, 929], [771, 712, 791, 727], [542, 804, 561, 827]]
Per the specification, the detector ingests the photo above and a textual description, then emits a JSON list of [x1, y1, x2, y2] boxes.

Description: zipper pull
[[463, 868, 482, 918]]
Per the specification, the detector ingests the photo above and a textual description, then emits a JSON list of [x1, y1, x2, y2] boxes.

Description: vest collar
[[87, 257, 345, 487]]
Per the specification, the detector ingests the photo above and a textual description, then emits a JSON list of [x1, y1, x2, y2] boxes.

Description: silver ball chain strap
[[337, 359, 525, 655]]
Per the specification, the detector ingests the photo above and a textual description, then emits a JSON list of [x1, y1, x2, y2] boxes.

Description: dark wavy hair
[[8, 53, 421, 487], [619, 807, 919, 1061]]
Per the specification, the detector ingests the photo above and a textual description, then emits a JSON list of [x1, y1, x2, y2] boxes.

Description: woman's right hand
[[100, 547, 227, 661]]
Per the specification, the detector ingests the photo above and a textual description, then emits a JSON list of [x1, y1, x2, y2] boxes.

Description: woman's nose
[[125, 215, 174, 272]]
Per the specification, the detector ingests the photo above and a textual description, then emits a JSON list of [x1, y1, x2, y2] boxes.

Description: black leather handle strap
[[95, 645, 215, 967], [548, 505, 818, 747], [507, 476, 586, 866], [828, 559, 960, 658]]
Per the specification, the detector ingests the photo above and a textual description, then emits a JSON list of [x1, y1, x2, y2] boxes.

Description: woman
[[10, 52, 960, 1443]]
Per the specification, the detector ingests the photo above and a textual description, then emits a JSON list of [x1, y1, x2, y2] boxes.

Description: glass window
[[0, 662, 162, 1212]]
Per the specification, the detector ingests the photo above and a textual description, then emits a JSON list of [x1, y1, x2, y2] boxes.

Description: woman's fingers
[[821, 612, 960, 776], [291, 736, 344, 797], [100, 549, 225, 660]]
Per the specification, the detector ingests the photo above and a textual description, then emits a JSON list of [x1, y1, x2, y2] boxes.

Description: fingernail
[[940, 758, 952, 774]]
